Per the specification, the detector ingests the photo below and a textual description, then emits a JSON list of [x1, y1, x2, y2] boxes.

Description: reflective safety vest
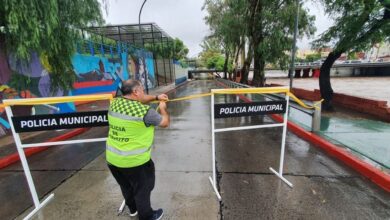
[[106, 97, 154, 168]]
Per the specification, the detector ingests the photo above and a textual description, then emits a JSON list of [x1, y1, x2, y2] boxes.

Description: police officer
[[106, 79, 169, 220]]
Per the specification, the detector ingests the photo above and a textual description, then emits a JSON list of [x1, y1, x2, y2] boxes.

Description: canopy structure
[[85, 22, 173, 47], [84, 23, 176, 87]]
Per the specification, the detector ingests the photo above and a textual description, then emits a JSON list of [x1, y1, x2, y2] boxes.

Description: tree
[[198, 47, 224, 69], [0, 0, 104, 92], [313, 0, 390, 110], [203, 0, 242, 79], [249, 0, 315, 86], [203, 0, 315, 86]]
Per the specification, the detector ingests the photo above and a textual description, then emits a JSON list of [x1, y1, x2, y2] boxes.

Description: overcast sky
[[103, 0, 333, 57]]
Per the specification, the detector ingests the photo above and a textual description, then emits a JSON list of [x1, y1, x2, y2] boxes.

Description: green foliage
[[8, 71, 32, 92], [313, 0, 390, 53], [89, 33, 118, 47], [347, 52, 358, 60], [1, 0, 104, 93], [312, 0, 389, 108], [199, 48, 221, 68], [203, 0, 244, 72], [144, 38, 189, 60], [209, 54, 225, 70], [306, 53, 322, 62]]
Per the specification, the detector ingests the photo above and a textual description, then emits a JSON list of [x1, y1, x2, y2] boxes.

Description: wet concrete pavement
[[13, 80, 219, 220], [1, 80, 390, 219], [0, 127, 107, 219], [213, 90, 390, 219]]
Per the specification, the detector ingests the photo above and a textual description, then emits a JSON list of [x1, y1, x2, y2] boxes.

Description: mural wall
[[0, 42, 156, 137], [128, 50, 156, 89]]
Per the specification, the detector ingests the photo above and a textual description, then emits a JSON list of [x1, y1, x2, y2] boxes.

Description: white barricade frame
[[3, 94, 112, 220], [209, 87, 293, 201]]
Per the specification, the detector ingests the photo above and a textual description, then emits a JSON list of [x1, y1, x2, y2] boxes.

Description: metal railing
[[216, 78, 321, 132]]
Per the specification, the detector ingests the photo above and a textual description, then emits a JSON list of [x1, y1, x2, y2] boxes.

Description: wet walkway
[[290, 108, 390, 169], [1, 80, 389, 219]]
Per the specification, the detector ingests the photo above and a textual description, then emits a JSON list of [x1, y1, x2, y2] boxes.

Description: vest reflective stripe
[[106, 144, 152, 156], [108, 111, 143, 121]]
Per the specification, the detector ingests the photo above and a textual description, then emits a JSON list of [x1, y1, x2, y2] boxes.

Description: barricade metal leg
[[5, 106, 55, 220], [269, 94, 293, 188], [118, 200, 126, 215], [209, 93, 222, 201]]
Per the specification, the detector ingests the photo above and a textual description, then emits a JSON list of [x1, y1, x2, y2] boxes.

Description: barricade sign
[[209, 87, 293, 201], [2, 94, 112, 220], [214, 101, 286, 118], [12, 111, 109, 132]]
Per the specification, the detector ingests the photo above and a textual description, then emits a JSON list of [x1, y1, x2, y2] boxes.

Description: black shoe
[[151, 209, 164, 220]]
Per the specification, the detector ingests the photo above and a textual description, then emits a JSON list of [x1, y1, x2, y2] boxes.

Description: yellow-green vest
[[106, 97, 154, 168]]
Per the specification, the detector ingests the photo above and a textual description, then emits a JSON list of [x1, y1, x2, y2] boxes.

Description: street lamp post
[[139, 0, 149, 94], [289, 0, 299, 90]]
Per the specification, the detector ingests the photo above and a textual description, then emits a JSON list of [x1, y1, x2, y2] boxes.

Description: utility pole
[[139, 0, 149, 94], [289, 0, 299, 90]]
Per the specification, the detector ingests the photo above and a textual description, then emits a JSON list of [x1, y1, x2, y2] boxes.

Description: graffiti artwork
[[128, 50, 155, 89], [0, 43, 157, 137]]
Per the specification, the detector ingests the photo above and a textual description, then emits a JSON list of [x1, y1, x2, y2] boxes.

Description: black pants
[[108, 160, 155, 220]]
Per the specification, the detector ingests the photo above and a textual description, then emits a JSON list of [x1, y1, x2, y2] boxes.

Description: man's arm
[[140, 94, 169, 104], [157, 101, 170, 128]]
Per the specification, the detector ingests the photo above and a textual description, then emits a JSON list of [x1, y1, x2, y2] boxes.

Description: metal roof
[[86, 23, 173, 45]]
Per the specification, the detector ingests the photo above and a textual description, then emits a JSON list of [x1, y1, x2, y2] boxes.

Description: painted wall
[[174, 61, 189, 85], [0, 43, 156, 137], [128, 50, 156, 88]]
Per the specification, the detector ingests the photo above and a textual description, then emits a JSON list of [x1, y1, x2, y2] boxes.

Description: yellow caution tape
[[212, 87, 289, 95], [2, 94, 113, 106], [152, 87, 320, 110], [287, 92, 323, 109], [0, 87, 322, 110]]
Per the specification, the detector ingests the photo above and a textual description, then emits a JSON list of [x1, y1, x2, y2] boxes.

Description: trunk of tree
[[240, 41, 253, 84], [252, 48, 265, 87], [241, 0, 259, 85], [223, 50, 229, 79], [234, 37, 246, 81], [0, 34, 12, 84], [232, 45, 241, 81], [319, 51, 343, 110]]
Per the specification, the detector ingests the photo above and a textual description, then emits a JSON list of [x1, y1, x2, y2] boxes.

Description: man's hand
[[157, 94, 169, 101]]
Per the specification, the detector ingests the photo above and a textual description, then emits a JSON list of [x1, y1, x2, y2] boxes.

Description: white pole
[[209, 91, 221, 200], [211, 93, 217, 189], [4, 106, 41, 207], [21, 137, 107, 148], [118, 200, 126, 215], [278, 93, 290, 175]]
